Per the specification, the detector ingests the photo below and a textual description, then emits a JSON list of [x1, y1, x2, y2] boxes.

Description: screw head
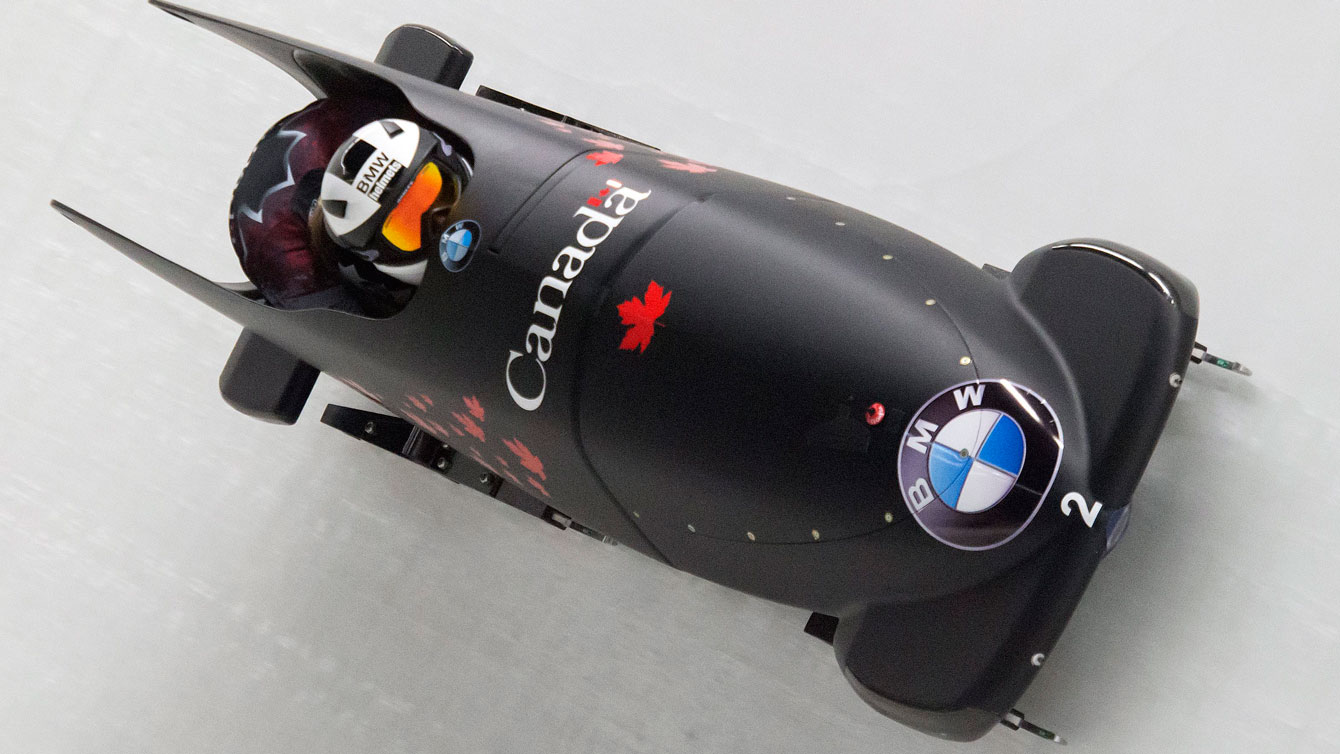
[[478, 473, 492, 485], [363, 421, 376, 434], [434, 457, 448, 470], [864, 402, 886, 426]]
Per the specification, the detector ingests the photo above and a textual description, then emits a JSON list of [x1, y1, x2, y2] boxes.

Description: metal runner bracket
[[321, 404, 616, 545]]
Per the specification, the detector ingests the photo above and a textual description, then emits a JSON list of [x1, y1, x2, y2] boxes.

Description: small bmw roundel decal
[[439, 219, 481, 272], [897, 380, 1063, 551]]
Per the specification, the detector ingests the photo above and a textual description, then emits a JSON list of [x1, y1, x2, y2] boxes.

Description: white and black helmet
[[319, 118, 464, 270]]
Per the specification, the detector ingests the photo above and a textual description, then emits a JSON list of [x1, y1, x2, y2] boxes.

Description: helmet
[[319, 118, 465, 270]]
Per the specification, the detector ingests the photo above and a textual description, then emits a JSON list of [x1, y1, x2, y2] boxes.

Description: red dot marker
[[865, 402, 886, 426]]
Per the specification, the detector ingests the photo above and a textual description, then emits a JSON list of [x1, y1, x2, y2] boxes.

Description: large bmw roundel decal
[[897, 380, 1063, 550]]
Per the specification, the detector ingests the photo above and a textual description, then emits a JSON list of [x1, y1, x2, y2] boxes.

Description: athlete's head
[[318, 118, 465, 272], [228, 97, 387, 307]]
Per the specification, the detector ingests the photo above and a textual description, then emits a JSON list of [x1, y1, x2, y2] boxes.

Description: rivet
[[959, 356, 972, 366], [925, 298, 936, 306], [884, 512, 893, 523], [363, 421, 376, 435], [835, 221, 846, 226], [747, 531, 756, 541], [786, 196, 796, 201], [479, 473, 492, 485], [633, 511, 641, 518], [811, 529, 821, 540], [1031, 653, 1046, 667], [434, 457, 448, 470], [881, 254, 893, 261], [1169, 373, 1183, 388], [687, 524, 696, 533]]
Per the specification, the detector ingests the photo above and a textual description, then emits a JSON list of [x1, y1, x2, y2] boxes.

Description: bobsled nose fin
[[52, 201, 331, 425], [149, 0, 326, 96], [50, 200, 278, 333], [148, 0, 403, 101]]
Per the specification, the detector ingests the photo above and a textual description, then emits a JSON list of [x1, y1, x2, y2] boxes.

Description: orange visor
[[381, 162, 443, 251]]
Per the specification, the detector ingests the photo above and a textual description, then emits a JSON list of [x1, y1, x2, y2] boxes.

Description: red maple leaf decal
[[586, 150, 623, 166], [537, 118, 573, 133], [463, 395, 485, 422], [583, 137, 625, 151], [341, 379, 384, 403], [503, 437, 546, 480], [451, 412, 486, 443], [658, 158, 716, 174], [467, 447, 497, 474], [618, 281, 672, 353], [405, 412, 452, 442]]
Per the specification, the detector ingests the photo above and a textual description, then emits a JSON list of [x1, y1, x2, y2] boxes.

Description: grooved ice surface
[[4, 2, 1340, 753]]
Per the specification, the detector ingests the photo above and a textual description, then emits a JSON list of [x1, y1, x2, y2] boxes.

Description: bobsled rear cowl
[[827, 238, 1198, 741], [576, 185, 1099, 606], [572, 180, 1198, 741]]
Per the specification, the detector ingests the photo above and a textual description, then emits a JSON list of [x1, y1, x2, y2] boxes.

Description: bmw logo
[[439, 219, 482, 272], [897, 379, 1063, 550]]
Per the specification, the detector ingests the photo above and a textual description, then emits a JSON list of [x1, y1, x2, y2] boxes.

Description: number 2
[[1060, 492, 1103, 528]]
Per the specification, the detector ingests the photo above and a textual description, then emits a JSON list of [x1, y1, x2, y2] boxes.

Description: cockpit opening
[[227, 96, 470, 317]]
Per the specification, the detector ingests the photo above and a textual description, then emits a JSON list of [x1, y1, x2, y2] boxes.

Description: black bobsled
[[52, 1, 1252, 743]]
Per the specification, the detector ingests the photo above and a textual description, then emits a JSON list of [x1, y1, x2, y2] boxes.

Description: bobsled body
[[340, 125, 1195, 739], [54, 2, 1205, 742]]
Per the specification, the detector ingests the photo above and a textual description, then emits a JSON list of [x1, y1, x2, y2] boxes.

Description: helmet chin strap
[[374, 258, 427, 285]]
